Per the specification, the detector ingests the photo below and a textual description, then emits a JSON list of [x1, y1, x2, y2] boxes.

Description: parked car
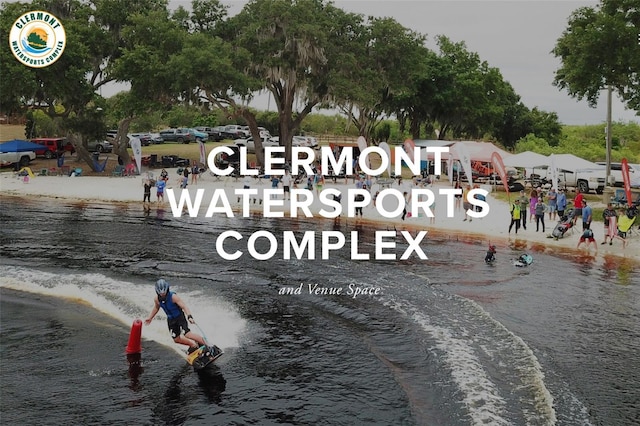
[[127, 133, 152, 146], [195, 126, 226, 142], [0, 150, 35, 168], [31, 137, 75, 158], [595, 162, 640, 188], [87, 140, 113, 153], [234, 136, 279, 154], [159, 128, 194, 144], [187, 128, 208, 142], [148, 133, 164, 144], [224, 125, 250, 139]]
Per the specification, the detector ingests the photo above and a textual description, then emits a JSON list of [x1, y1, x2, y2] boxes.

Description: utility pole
[[605, 85, 612, 186]]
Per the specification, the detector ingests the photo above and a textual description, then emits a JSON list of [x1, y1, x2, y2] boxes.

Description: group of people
[[142, 162, 203, 206], [507, 186, 630, 252], [508, 188, 570, 234], [577, 201, 628, 251]]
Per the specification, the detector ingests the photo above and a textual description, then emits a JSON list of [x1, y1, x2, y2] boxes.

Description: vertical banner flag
[[379, 142, 392, 177], [130, 137, 142, 175], [491, 151, 510, 197], [454, 143, 473, 186], [356, 136, 369, 170], [199, 140, 206, 166], [402, 139, 418, 174], [549, 154, 559, 190], [621, 158, 632, 207], [402, 139, 417, 162], [447, 152, 454, 184]]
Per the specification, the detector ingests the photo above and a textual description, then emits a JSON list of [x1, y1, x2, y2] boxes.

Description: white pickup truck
[[0, 150, 36, 168], [557, 168, 607, 194]]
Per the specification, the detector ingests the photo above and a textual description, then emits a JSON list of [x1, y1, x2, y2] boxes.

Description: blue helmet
[[155, 279, 170, 295]]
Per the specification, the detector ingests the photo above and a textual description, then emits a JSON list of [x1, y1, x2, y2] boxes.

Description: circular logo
[[9, 10, 66, 68]]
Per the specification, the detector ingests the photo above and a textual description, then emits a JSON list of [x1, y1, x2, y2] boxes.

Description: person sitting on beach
[[576, 228, 597, 252], [144, 279, 206, 354]]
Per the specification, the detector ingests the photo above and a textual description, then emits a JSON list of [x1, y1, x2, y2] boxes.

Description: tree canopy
[[0, 0, 571, 170], [553, 0, 640, 113]]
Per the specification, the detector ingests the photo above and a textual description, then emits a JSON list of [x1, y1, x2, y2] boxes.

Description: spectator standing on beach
[[160, 168, 169, 182], [547, 188, 557, 221], [190, 163, 199, 185], [429, 197, 436, 225], [581, 199, 592, 230], [556, 188, 567, 218], [401, 191, 410, 220], [509, 199, 521, 234], [573, 189, 584, 225], [281, 170, 292, 200], [535, 198, 546, 232], [454, 181, 463, 211], [354, 192, 364, 217], [156, 178, 166, 203], [271, 175, 280, 198], [516, 190, 529, 230], [462, 185, 473, 222], [315, 173, 325, 196], [143, 179, 152, 205], [602, 203, 617, 245], [529, 189, 538, 223]]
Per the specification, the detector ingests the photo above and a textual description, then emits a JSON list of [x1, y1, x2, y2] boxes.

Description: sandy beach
[[1, 169, 637, 264]]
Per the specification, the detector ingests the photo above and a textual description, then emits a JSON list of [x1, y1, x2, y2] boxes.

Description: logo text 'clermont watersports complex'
[[9, 10, 66, 68]]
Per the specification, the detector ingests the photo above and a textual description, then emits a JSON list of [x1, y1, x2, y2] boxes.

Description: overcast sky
[[170, 0, 639, 125]]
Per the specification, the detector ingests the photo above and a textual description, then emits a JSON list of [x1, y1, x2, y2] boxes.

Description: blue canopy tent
[[0, 139, 46, 152]]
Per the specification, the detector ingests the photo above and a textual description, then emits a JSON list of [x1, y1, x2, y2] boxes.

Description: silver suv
[[87, 140, 113, 153]]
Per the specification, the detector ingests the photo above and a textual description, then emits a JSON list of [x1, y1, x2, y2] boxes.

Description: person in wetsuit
[[144, 279, 206, 353]]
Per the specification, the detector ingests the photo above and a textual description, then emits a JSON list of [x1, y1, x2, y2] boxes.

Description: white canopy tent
[[503, 151, 548, 169], [550, 154, 604, 172]]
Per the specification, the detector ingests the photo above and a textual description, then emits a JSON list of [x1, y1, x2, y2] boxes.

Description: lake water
[[0, 197, 638, 425]]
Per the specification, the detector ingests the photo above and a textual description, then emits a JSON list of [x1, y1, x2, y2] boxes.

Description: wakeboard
[[513, 254, 533, 267], [187, 345, 224, 371]]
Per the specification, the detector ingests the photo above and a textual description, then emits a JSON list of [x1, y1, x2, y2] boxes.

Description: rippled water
[[1, 197, 638, 425]]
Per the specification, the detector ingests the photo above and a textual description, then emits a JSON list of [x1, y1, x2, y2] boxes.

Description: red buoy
[[125, 319, 143, 354]]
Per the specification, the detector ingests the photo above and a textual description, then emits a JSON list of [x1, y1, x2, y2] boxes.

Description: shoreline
[[1, 171, 638, 265]]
